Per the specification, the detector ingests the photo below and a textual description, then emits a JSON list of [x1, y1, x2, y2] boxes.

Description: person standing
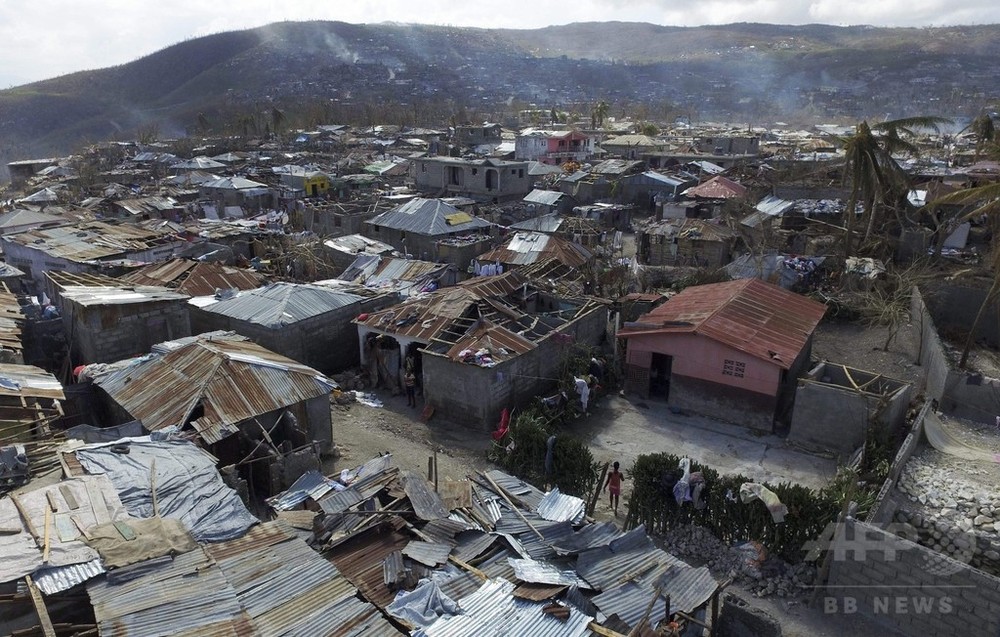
[[404, 369, 417, 408], [604, 461, 623, 517]]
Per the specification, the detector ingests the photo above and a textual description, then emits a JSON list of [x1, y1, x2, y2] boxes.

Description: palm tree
[[838, 116, 950, 257], [971, 113, 996, 161], [592, 101, 610, 128], [925, 177, 1000, 368]]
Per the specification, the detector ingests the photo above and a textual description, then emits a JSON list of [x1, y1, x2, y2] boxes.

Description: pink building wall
[[625, 332, 781, 396]]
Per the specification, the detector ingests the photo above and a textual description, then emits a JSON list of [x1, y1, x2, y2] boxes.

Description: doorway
[[485, 169, 498, 191], [649, 353, 672, 399]]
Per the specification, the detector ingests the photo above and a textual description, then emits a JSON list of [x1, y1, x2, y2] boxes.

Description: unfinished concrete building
[[355, 270, 608, 428]]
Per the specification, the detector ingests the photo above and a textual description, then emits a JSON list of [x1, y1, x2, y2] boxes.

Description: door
[[649, 353, 673, 399]]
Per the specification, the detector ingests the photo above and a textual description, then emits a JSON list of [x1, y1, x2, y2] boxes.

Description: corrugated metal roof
[[32, 558, 106, 595], [366, 198, 492, 236], [88, 547, 251, 637], [89, 521, 398, 636], [199, 282, 367, 327], [403, 540, 453, 566], [420, 518, 473, 544], [683, 175, 748, 199], [326, 519, 411, 608], [642, 218, 736, 242], [0, 364, 64, 400], [523, 190, 565, 206], [508, 558, 592, 588], [478, 231, 592, 268], [91, 333, 335, 440], [509, 213, 563, 233], [421, 577, 592, 637], [575, 526, 687, 592], [75, 436, 258, 543], [619, 278, 827, 370], [1, 220, 184, 263], [267, 470, 342, 511], [123, 259, 264, 297], [590, 564, 717, 630], [536, 488, 585, 524], [200, 176, 268, 190], [402, 471, 450, 521], [324, 233, 396, 256], [451, 530, 497, 562], [485, 469, 546, 511], [551, 521, 626, 556]]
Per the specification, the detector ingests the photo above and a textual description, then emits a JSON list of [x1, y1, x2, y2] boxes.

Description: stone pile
[[660, 524, 817, 599], [895, 452, 1000, 575]]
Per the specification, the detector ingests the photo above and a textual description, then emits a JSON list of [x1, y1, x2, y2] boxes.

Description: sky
[[1, 0, 998, 87]]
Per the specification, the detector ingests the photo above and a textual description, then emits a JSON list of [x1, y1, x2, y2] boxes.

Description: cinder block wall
[[826, 518, 1000, 637], [73, 301, 191, 364]]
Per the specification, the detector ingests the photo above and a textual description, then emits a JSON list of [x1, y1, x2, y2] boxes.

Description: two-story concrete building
[[515, 129, 593, 165], [410, 157, 532, 203]]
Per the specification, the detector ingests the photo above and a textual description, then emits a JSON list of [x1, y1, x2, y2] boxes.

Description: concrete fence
[[825, 518, 1000, 637]]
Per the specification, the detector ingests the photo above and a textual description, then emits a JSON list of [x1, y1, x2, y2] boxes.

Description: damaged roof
[[366, 197, 492, 236], [1, 221, 184, 263], [356, 270, 602, 363], [122, 259, 264, 297], [89, 332, 335, 442], [619, 278, 827, 369], [682, 175, 748, 199], [476, 231, 593, 268]]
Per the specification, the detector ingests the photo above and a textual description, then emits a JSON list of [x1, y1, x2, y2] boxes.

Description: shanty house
[[190, 282, 397, 374], [619, 278, 826, 431], [638, 218, 738, 268], [364, 198, 494, 266], [45, 271, 192, 365], [121, 259, 265, 297], [0, 221, 190, 286], [475, 231, 593, 272], [85, 332, 336, 456], [509, 213, 604, 248], [199, 176, 273, 209], [523, 189, 575, 215], [355, 271, 608, 427], [337, 255, 459, 297]]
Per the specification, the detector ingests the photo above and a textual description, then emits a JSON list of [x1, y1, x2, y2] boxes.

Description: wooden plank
[[58, 485, 79, 510], [42, 506, 51, 563], [479, 471, 544, 540], [24, 576, 56, 637], [9, 494, 43, 548], [45, 491, 59, 513]]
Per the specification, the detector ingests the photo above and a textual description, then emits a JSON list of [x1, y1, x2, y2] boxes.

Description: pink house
[[618, 278, 827, 431], [515, 129, 593, 165]]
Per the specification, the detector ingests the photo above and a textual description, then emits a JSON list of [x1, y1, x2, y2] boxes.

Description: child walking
[[604, 461, 623, 517]]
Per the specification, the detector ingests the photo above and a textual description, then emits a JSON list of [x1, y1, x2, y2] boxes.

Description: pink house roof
[[619, 278, 827, 369], [683, 175, 748, 199]]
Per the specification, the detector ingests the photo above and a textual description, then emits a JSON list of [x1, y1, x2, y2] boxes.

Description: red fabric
[[491, 408, 511, 441]]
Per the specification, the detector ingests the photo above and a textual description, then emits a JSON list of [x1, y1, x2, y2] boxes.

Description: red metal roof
[[619, 279, 826, 369], [683, 175, 748, 199]]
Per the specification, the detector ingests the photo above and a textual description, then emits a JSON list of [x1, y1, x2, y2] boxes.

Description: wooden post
[[427, 456, 434, 482], [433, 451, 439, 492], [42, 506, 51, 563], [10, 494, 43, 549], [588, 462, 610, 516], [25, 576, 56, 637], [150, 458, 159, 518], [479, 471, 544, 540]]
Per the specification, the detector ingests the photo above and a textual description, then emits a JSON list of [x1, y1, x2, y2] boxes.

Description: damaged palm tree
[[838, 116, 951, 258]]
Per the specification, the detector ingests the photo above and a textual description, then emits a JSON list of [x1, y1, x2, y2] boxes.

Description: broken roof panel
[[536, 488, 586, 524], [403, 540, 453, 567], [523, 189, 566, 206], [508, 558, 593, 589], [682, 175, 748, 199]]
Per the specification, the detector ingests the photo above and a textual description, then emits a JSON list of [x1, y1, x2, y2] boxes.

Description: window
[[421, 163, 426, 173], [722, 359, 745, 378], [334, 216, 342, 227], [518, 169, 524, 178], [472, 168, 478, 175]]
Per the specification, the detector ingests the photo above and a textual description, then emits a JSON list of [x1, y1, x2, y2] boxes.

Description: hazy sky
[[1, 0, 998, 87]]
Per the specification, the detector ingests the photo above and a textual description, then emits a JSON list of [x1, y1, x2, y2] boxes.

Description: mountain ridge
[[2, 20, 998, 164]]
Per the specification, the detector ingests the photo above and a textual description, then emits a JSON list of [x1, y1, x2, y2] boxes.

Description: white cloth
[[574, 377, 590, 411]]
